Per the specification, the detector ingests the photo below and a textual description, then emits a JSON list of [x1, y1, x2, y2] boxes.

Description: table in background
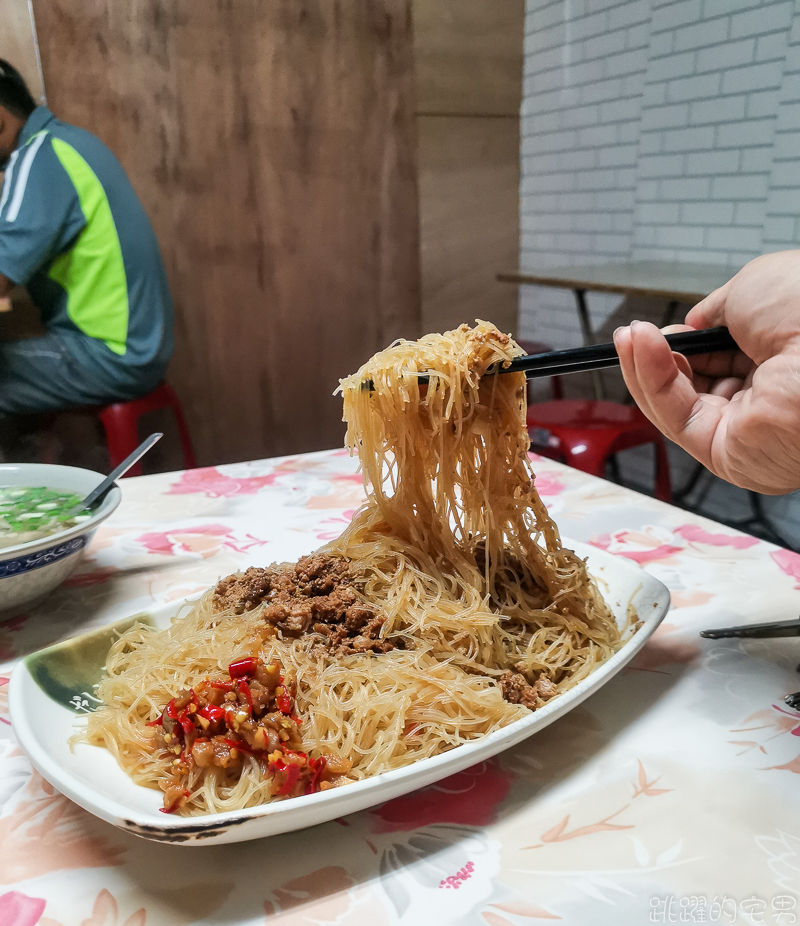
[[498, 260, 736, 400], [1, 449, 799, 924]]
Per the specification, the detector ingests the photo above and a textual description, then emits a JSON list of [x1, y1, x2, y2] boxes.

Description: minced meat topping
[[499, 670, 558, 710], [214, 555, 557, 706], [213, 554, 395, 657]]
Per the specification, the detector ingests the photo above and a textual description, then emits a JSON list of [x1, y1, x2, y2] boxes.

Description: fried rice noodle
[[81, 321, 621, 815]]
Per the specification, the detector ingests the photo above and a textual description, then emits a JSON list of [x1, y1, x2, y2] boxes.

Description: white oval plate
[[9, 539, 669, 845]]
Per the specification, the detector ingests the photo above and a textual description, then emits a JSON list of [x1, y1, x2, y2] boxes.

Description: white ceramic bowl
[[0, 463, 121, 614]]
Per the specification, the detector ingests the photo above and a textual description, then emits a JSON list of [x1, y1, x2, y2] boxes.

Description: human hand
[[613, 251, 800, 495]]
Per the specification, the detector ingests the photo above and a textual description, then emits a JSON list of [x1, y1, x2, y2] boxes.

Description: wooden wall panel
[[418, 116, 520, 335], [414, 0, 524, 116], [31, 0, 420, 466], [0, 0, 44, 102], [413, 0, 523, 338]]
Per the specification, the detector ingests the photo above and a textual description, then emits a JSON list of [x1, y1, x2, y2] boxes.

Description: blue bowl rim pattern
[[0, 535, 90, 579], [0, 463, 121, 560]]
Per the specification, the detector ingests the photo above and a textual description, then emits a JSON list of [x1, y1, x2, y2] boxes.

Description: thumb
[[625, 321, 725, 474], [685, 280, 730, 330]]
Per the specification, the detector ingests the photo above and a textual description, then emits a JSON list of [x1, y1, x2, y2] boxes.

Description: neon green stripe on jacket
[[48, 137, 129, 356]]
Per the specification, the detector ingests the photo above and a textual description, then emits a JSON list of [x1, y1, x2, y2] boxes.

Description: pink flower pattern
[[166, 466, 281, 497], [370, 761, 515, 833], [771, 548, 800, 588], [311, 510, 357, 541], [0, 676, 9, 725], [591, 529, 682, 564], [0, 892, 45, 926], [0, 615, 28, 633], [673, 524, 759, 549], [135, 524, 267, 559], [533, 473, 566, 496]]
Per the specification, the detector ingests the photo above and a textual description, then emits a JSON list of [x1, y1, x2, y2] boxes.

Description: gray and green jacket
[[0, 107, 173, 392]]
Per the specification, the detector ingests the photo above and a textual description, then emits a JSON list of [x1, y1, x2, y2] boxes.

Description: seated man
[[0, 59, 173, 413]]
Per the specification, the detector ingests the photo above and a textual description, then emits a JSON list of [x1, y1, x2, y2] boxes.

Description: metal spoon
[[63, 432, 163, 518]]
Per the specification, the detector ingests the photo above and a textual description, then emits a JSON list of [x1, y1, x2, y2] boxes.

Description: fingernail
[[630, 319, 642, 328], [612, 326, 624, 340]]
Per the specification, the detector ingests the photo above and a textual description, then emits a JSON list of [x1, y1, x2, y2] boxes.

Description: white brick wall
[[762, 14, 800, 250], [520, 0, 800, 348], [521, 0, 653, 346], [521, 0, 800, 539]]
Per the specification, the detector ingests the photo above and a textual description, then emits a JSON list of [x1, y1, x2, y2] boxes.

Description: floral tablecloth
[[1, 448, 800, 926]]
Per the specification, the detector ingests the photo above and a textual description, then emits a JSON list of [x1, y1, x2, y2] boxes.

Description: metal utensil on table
[[362, 326, 738, 391], [63, 432, 163, 518], [699, 618, 800, 640], [700, 617, 800, 711]]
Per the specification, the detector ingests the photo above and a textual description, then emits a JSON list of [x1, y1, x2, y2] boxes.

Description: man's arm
[[0, 137, 85, 296]]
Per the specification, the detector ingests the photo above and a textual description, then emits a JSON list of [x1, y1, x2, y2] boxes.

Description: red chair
[[526, 399, 671, 502], [98, 383, 196, 476]]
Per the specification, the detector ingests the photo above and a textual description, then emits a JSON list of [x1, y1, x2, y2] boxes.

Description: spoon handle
[[71, 432, 163, 516]]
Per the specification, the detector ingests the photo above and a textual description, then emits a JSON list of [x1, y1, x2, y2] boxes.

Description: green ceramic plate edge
[[24, 613, 156, 713]]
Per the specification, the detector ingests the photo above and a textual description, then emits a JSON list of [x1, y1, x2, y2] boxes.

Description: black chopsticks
[[493, 325, 737, 380], [361, 326, 737, 391]]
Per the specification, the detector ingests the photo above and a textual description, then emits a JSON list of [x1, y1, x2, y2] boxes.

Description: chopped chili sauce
[[148, 655, 350, 813]]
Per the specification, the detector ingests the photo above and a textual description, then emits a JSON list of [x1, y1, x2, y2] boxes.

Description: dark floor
[[0, 408, 188, 476]]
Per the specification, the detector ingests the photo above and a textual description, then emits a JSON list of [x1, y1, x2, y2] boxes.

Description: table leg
[[573, 288, 605, 400], [672, 459, 708, 507], [659, 300, 680, 328], [733, 491, 795, 549]]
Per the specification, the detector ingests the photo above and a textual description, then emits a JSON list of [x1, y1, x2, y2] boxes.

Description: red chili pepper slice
[[305, 755, 327, 794], [277, 693, 293, 714], [198, 704, 225, 724], [238, 680, 254, 713], [228, 657, 258, 679], [160, 788, 191, 814], [145, 713, 164, 727], [180, 717, 195, 738], [275, 761, 302, 795], [163, 699, 179, 721], [210, 680, 234, 692]]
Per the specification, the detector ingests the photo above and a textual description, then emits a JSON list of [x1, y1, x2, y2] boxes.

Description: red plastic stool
[[98, 383, 196, 477], [527, 400, 671, 502]]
